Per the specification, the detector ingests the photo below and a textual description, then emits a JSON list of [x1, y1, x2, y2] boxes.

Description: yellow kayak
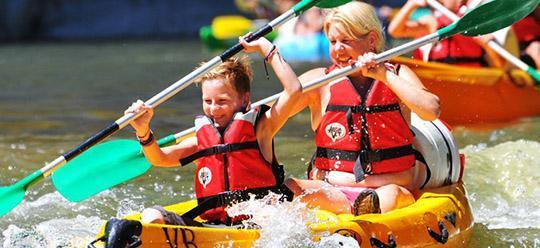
[[93, 183, 473, 247], [391, 57, 540, 126]]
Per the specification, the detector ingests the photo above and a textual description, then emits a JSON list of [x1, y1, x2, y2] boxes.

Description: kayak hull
[[96, 183, 473, 247], [392, 57, 540, 126]]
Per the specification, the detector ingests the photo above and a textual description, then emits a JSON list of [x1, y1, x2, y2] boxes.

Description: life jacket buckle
[[351, 105, 363, 113], [359, 150, 373, 174], [214, 144, 233, 154]]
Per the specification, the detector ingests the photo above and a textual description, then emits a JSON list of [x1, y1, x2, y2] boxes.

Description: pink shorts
[[336, 186, 372, 206]]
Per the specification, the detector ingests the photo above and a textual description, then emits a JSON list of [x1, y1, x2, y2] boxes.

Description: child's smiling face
[[201, 78, 249, 128]]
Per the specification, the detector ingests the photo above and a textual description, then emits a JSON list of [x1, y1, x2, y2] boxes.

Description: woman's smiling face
[[327, 23, 371, 69]]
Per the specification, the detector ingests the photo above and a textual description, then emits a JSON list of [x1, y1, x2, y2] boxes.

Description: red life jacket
[[413, 6, 487, 67], [312, 63, 415, 181], [180, 106, 284, 223], [513, 15, 540, 49]]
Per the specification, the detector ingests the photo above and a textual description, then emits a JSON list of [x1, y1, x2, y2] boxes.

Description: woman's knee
[[376, 184, 401, 197], [376, 184, 415, 212]]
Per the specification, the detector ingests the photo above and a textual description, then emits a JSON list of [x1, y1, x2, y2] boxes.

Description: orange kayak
[[392, 57, 540, 126]]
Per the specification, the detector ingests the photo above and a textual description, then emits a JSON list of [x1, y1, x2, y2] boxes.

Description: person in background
[[273, 0, 330, 62], [124, 35, 301, 225], [388, 0, 515, 68], [284, 1, 441, 215], [512, 7, 540, 70]]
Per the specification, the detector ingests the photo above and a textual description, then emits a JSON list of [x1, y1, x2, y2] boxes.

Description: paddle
[[426, 0, 540, 84], [0, 0, 349, 217], [40, 0, 540, 210]]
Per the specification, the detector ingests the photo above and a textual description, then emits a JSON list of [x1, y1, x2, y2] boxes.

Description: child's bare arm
[[124, 101, 198, 167], [239, 36, 302, 137], [141, 136, 198, 167]]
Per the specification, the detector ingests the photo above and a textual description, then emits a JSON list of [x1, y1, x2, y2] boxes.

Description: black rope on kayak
[[445, 212, 457, 227], [370, 233, 397, 248], [427, 221, 449, 244]]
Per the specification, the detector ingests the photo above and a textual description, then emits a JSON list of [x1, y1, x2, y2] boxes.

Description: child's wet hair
[[196, 56, 253, 95]]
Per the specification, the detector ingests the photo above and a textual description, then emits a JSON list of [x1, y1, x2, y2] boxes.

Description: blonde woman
[[284, 1, 440, 215]]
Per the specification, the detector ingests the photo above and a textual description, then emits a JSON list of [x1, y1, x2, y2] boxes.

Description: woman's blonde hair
[[196, 56, 253, 95], [323, 1, 384, 53]]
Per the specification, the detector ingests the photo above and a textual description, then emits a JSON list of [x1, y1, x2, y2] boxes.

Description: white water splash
[[226, 192, 359, 248], [462, 140, 540, 230], [318, 233, 360, 248], [7, 193, 81, 221], [116, 198, 145, 218], [226, 193, 318, 247], [2, 215, 102, 248]]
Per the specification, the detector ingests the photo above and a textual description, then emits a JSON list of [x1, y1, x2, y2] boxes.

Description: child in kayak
[[124, 35, 301, 225], [388, 0, 513, 68], [284, 1, 441, 215]]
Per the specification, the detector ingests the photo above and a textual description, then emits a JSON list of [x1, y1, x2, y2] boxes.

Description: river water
[[0, 40, 539, 247]]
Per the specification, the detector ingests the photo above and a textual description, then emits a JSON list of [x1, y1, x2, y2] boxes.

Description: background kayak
[[392, 56, 540, 126]]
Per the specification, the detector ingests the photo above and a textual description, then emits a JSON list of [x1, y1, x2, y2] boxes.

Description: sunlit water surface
[[0, 40, 539, 247]]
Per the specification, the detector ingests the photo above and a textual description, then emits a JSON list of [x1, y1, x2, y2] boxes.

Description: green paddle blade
[[0, 186, 25, 217], [316, 0, 351, 8], [527, 67, 540, 84], [294, 0, 351, 14], [51, 139, 152, 202], [439, 0, 540, 39], [0, 170, 44, 217]]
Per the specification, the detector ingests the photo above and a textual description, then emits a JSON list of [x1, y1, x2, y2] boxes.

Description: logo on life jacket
[[333, 160, 342, 169], [325, 122, 346, 142], [198, 167, 212, 188]]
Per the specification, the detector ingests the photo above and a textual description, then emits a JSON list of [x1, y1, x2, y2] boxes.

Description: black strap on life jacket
[[354, 144, 415, 181], [315, 144, 414, 164], [326, 104, 401, 136], [179, 141, 259, 166], [181, 185, 294, 221], [314, 144, 415, 182], [326, 104, 401, 113]]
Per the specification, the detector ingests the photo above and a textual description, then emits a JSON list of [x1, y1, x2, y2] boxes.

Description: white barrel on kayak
[[410, 113, 463, 189]]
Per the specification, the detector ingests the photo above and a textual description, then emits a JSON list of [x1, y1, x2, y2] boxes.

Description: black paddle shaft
[[63, 123, 119, 161], [220, 25, 274, 61]]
